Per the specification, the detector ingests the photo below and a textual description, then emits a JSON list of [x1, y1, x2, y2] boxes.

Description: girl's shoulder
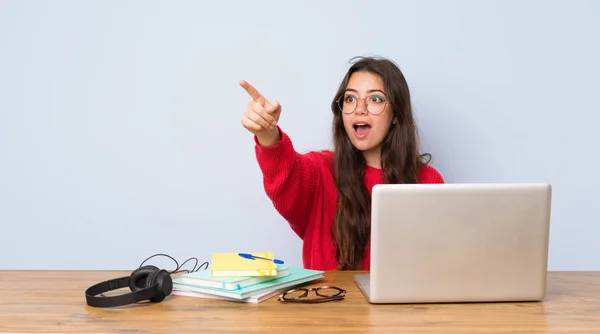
[[307, 149, 334, 174], [418, 164, 445, 184]]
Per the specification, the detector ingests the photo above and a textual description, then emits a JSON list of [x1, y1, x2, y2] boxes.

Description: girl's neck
[[362, 146, 382, 169]]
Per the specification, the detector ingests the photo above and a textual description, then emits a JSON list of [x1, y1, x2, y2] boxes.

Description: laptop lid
[[363, 183, 552, 304]]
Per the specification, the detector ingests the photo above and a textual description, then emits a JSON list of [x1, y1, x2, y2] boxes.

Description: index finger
[[239, 80, 265, 104]]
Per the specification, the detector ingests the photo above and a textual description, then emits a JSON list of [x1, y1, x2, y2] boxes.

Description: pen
[[238, 253, 285, 265]]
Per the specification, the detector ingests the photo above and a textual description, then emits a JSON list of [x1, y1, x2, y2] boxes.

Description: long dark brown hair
[[330, 56, 431, 270]]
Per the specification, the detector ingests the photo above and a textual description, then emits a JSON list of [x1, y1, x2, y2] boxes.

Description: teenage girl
[[240, 56, 444, 270]]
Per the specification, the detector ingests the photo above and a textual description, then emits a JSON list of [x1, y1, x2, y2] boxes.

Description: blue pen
[[238, 253, 285, 265]]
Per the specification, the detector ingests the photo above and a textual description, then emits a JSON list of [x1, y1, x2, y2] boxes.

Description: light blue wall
[[1, 0, 598, 270]]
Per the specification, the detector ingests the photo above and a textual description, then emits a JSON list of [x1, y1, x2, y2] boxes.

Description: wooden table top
[[1, 270, 599, 333]]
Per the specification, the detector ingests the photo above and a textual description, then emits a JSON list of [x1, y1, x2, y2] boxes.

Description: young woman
[[240, 56, 444, 271]]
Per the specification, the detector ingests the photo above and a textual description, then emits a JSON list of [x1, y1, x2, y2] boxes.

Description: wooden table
[[1, 270, 599, 333]]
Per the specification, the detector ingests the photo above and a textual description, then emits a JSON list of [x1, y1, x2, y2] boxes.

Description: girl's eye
[[369, 95, 384, 103], [344, 95, 356, 103]]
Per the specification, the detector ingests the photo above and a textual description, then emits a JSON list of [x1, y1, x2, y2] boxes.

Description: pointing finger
[[239, 80, 265, 105]]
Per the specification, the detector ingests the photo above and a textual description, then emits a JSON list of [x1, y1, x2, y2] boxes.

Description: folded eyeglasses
[[278, 286, 346, 303]]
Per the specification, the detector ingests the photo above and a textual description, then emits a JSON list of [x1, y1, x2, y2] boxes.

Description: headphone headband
[[85, 276, 161, 308]]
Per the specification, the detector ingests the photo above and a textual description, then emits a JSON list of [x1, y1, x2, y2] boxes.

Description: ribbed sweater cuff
[[254, 126, 294, 165]]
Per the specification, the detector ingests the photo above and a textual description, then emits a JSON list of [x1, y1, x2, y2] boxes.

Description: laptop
[[355, 183, 552, 304]]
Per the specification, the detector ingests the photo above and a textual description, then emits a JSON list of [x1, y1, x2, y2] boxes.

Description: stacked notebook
[[172, 252, 324, 303]]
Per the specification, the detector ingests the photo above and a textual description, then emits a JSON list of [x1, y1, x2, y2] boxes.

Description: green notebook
[[173, 267, 324, 300], [181, 266, 290, 290]]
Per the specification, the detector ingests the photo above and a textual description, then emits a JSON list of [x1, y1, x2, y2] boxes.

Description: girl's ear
[[392, 117, 397, 125]]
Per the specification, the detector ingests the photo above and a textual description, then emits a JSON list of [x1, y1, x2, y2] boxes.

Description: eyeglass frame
[[335, 92, 390, 115], [278, 285, 346, 303]]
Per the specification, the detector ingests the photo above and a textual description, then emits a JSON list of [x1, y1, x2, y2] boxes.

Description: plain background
[[1, 0, 598, 271]]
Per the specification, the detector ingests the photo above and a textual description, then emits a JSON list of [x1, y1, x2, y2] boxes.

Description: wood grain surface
[[1, 270, 599, 333]]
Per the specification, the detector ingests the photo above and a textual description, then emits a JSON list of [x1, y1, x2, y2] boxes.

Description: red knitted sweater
[[254, 128, 445, 270]]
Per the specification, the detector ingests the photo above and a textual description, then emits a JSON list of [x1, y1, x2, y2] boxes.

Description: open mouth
[[353, 122, 372, 137]]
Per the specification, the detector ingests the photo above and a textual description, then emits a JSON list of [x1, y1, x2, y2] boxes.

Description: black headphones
[[84, 253, 208, 308], [85, 265, 173, 308]]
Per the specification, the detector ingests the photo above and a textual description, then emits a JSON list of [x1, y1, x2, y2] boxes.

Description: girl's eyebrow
[[344, 88, 386, 95]]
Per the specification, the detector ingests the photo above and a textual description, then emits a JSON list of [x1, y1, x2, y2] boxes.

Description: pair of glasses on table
[[278, 286, 346, 303]]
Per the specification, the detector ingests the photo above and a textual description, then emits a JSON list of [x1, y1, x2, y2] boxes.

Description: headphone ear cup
[[145, 269, 172, 302], [129, 265, 160, 292]]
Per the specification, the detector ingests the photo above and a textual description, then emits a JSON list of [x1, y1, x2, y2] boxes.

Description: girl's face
[[341, 72, 393, 160]]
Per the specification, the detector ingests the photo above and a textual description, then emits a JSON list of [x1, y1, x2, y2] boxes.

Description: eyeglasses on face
[[278, 286, 346, 303], [336, 93, 389, 115]]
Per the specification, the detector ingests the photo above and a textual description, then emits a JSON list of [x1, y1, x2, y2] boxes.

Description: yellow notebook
[[210, 252, 279, 278]]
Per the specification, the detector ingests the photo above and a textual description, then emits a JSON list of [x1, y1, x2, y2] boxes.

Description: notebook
[[210, 252, 279, 277], [173, 267, 324, 299], [172, 287, 288, 303], [181, 266, 290, 290]]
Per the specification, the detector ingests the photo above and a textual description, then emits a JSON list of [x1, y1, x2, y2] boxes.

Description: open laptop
[[355, 183, 552, 304]]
